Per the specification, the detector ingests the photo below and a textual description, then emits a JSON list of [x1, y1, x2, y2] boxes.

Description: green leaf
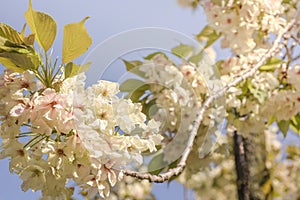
[[0, 36, 24, 48], [119, 79, 150, 102], [0, 51, 40, 71], [64, 62, 91, 79], [248, 86, 267, 104], [286, 146, 300, 160], [277, 120, 290, 136], [282, 0, 291, 3], [25, 0, 57, 51], [266, 116, 276, 126], [120, 79, 149, 102], [171, 44, 194, 59], [144, 52, 168, 60], [119, 79, 148, 92], [290, 114, 300, 135], [205, 34, 221, 48], [215, 60, 224, 71], [196, 25, 221, 48], [248, 80, 267, 103], [0, 23, 23, 44], [123, 60, 142, 71], [127, 89, 146, 102], [122, 59, 145, 78], [239, 80, 250, 96], [0, 57, 23, 73], [196, 25, 215, 39], [142, 98, 159, 119], [0, 43, 31, 54], [62, 17, 92, 64], [254, 30, 266, 45], [191, 1, 200, 8], [148, 153, 166, 175], [0, 33, 40, 72], [188, 50, 204, 64], [210, 0, 224, 6], [0, 36, 7, 46], [20, 24, 35, 46], [259, 57, 283, 72], [23, 34, 35, 46]]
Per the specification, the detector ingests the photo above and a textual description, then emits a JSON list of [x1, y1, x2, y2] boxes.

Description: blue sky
[[0, 0, 208, 199]]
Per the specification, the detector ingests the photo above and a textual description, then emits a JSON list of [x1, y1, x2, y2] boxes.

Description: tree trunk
[[234, 131, 270, 200], [233, 131, 250, 200]]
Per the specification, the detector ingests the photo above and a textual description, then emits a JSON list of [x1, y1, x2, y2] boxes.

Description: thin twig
[[122, 18, 296, 182], [291, 34, 300, 45], [292, 54, 300, 63]]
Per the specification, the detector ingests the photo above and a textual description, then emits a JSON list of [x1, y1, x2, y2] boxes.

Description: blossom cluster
[[137, 53, 225, 163], [203, 0, 293, 54], [0, 69, 162, 199], [174, 0, 300, 199], [199, 0, 300, 135]]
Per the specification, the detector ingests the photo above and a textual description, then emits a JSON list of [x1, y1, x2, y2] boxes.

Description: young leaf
[[0, 43, 31, 54], [122, 59, 145, 78], [0, 23, 23, 44], [290, 114, 300, 135], [259, 57, 283, 71], [23, 34, 35, 46], [196, 25, 221, 48], [0, 36, 27, 50], [277, 120, 290, 136], [123, 60, 142, 71], [144, 52, 168, 60], [188, 50, 203, 64], [119, 79, 148, 92], [20, 24, 35, 45], [120, 79, 149, 102], [0, 57, 23, 73], [248, 86, 267, 104], [62, 17, 92, 64], [142, 98, 159, 119], [24, 0, 57, 51], [171, 44, 194, 59], [64, 62, 91, 79], [127, 89, 145, 102], [148, 153, 166, 175], [266, 116, 276, 126], [0, 51, 40, 71], [0, 35, 40, 71]]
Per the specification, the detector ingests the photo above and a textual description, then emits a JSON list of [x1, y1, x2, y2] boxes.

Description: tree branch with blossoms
[[1, 1, 300, 199], [122, 16, 297, 182]]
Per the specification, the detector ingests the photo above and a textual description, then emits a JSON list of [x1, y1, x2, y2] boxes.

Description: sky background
[[0, 0, 208, 199]]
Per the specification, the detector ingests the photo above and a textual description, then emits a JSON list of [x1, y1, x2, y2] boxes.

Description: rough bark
[[244, 132, 270, 200], [234, 130, 270, 200], [233, 131, 250, 200]]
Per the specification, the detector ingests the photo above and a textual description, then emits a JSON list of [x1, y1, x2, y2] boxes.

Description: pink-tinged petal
[[107, 169, 117, 186], [10, 104, 25, 117]]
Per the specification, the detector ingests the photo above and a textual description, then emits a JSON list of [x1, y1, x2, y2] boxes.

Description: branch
[[291, 34, 300, 45], [292, 53, 300, 63], [122, 18, 296, 182]]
